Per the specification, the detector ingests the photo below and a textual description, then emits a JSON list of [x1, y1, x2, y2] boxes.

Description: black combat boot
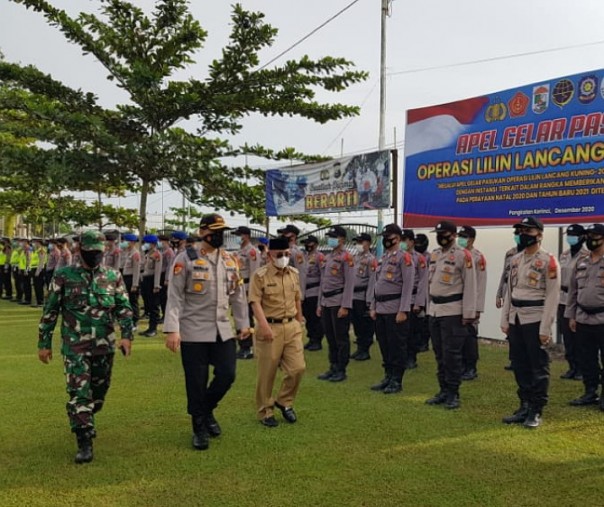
[[74, 428, 94, 464], [370, 374, 391, 391], [383, 376, 403, 394], [317, 364, 337, 381], [502, 402, 529, 424], [569, 391, 600, 406], [444, 392, 460, 410], [425, 390, 447, 405], [329, 368, 347, 382], [192, 417, 210, 450]]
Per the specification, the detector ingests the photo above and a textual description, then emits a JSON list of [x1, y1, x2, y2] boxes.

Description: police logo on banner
[[485, 97, 507, 122], [552, 79, 574, 108], [532, 84, 549, 114], [508, 91, 529, 118], [578, 75, 597, 104]]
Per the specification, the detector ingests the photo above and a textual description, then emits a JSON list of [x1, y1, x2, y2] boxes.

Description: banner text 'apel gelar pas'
[[265, 150, 390, 217], [403, 70, 604, 227]]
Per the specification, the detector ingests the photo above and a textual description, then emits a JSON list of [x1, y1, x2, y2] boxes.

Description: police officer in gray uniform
[[501, 217, 560, 428], [164, 213, 250, 450], [140, 234, 162, 337], [317, 225, 355, 382], [301, 235, 325, 351], [278, 224, 307, 299], [368, 224, 415, 394], [350, 232, 376, 361], [565, 223, 604, 411]]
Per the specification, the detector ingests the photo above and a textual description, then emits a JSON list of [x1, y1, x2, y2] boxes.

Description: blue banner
[[403, 69, 604, 227]]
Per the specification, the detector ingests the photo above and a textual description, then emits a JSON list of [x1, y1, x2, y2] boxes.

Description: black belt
[[375, 293, 401, 302], [512, 298, 544, 308], [306, 281, 320, 290], [561, 285, 569, 292], [354, 285, 368, 293], [243, 278, 250, 284], [578, 304, 604, 315], [323, 288, 344, 298], [412, 288, 418, 295], [266, 316, 296, 324], [430, 294, 463, 304]]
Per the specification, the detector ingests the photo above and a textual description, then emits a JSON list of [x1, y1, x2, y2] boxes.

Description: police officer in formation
[[457, 226, 487, 381], [426, 221, 477, 410], [158, 234, 176, 323], [368, 224, 414, 394], [45, 239, 61, 289], [565, 223, 604, 411], [249, 237, 306, 427], [30, 238, 47, 307], [413, 233, 431, 352], [317, 225, 355, 382], [278, 224, 307, 298], [139, 234, 162, 337], [120, 233, 141, 330], [0, 238, 10, 298], [350, 232, 376, 361], [558, 224, 587, 381], [232, 226, 261, 360], [501, 217, 560, 428], [301, 235, 325, 351], [38, 230, 133, 464], [163, 213, 250, 451]]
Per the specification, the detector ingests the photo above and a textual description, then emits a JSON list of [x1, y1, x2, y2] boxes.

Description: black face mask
[[415, 242, 428, 254], [586, 237, 604, 251], [436, 233, 453, 247], [382, 237, 397, 249], [518, 233, 539, 249], [304, 244, 314, 252], [81, 250, 104, 269], [205, 231, 224, 249]]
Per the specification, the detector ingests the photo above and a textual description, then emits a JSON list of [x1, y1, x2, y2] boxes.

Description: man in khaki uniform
[[565, 223, 604, 411], [164, 214, 250, 450], [425, 221, 477, 410], [501, 216, 560, 429], [249, 237, 305, 427], [233, 226, 262, 360]]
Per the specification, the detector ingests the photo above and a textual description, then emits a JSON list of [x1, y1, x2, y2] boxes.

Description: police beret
[[143, 234, 158, 244], [458, 225, 476, 238], [258, 237, 270, 245], [170, 231, 188, 241], [432, 221, 457, 234], [122, 233, 138, 242], [513, 216, 544, 231], [565, 224, 585, 236]]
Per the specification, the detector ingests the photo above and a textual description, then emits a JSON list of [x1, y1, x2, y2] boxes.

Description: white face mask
[[233, 236, 242, 246], [274, 256, 289, 269]]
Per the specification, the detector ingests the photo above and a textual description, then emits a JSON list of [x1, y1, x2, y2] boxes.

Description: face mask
[[586, 237, 604, 251], [349, 245, 360, 255], [205, 230, 224, 249], [382, 237, 397, 249], [400, 241, 408, 252], [518, 233, 538, 249], [566, 236, 580, 247], [119, 242, 128, 249], [327, 237, 339, 248], [436, 233, 453, 247], [513, 234, 521, 245], [81, 250, 104, 269], [142, 244, 150, 252], [415, 243, 428, 254], [274, 256, 289, 269], [157, 243, 164, 250], [457, 237, 468, 249], [304, 244, 313, 252], [233, 236, 242, 246]]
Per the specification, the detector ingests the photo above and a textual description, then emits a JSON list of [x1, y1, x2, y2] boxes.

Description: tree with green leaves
[[5, 0, 367, 234]]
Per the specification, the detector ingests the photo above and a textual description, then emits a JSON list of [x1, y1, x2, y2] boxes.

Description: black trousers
[[239, 303, 255, 351], [141, 275, 160, 330], [44, 269, 54, 290], [462, 322, 480, 371], [159, 272, 168, 318], [376, 313, 410, 381], [32, 271, 45, 305], [302, 296, 324, 344], [575, 323, 604, 394], [351, 298, 374, 351], [0, 267, 7, 296], [13, 267, 23, 301], [429, 315, 470, 395], [22, 270, 32, 303], [123, 275, 140, 326], [180, 338, 236, 418], [321, 305, 351, 372], [558, 304, 580, 373], [408, 311, 423, 361], [508, 317, 550, 411]]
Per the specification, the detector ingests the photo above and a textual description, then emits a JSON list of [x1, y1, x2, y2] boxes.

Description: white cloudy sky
[[2, 0, 604, 231]]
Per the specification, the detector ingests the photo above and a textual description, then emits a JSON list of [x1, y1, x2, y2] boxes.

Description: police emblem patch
[[532, 84, 550, 114], [485, 98, 507, 122]]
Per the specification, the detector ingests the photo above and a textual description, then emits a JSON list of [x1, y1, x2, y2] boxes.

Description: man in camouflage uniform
[[38, 231, 133, 464]]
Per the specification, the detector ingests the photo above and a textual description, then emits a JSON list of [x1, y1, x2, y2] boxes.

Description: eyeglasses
[[274, 252, 291, 258]]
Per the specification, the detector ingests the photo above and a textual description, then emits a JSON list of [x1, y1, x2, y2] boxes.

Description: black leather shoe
[[371, 376, 391, 391], [560, 369, 576, 380], [329, 371, 347, 382], [306, 342, 322, 351], [139, 329, 157, 337], [275, 402, 297, 423], [383, 380, 402, 394], [354, 351, 370, 361], [461, 369, 478, 381], [425, 391, 447, 405], [569, 393, 600, 406], [204, 413, 221, 437], [260, 416, 279, 428], [444, 393, 460, 410], [522, 410, 541, 429], [317, 367, 336, 381], [192, 431, 210, 450], [236, 349, 254, 360], [502, 403, 529, 424]]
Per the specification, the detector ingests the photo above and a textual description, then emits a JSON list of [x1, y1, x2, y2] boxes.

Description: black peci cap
[[269, 237, 290, 250]]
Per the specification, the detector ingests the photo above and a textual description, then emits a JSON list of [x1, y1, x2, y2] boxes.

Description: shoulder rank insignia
[[548, 254, 558, 279], [479, 254, 486, 271], [173, 263, 184, 276], [463, 249, 473, 269]]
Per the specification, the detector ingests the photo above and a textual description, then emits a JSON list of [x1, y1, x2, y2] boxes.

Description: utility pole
[[377, 0, 390, 256]]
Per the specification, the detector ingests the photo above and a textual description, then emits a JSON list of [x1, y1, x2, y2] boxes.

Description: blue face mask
[[234, 236, 242, 246], [327, 237, 339, 248], [457, 237, 468, 249], [513, 234, 521, 245], [566, 235, 580, 246]]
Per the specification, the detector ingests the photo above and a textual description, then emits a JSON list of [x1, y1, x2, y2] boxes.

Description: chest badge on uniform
[[225, 260, 235, 268], [195, 259, 207, 266], [534, 260, 543, 269], [331, 268, 339, 276], [386, 272, 393, 280], [193, 282, 204, 292]]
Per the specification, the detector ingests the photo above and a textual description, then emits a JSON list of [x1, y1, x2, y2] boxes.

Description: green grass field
[[1, 298, 603, 507]]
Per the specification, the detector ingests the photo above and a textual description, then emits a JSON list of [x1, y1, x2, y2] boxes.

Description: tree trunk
[[138, 178, 150, 240]]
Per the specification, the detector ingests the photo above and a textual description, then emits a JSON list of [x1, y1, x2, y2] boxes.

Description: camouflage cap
[[80, 230, 106, 251]]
